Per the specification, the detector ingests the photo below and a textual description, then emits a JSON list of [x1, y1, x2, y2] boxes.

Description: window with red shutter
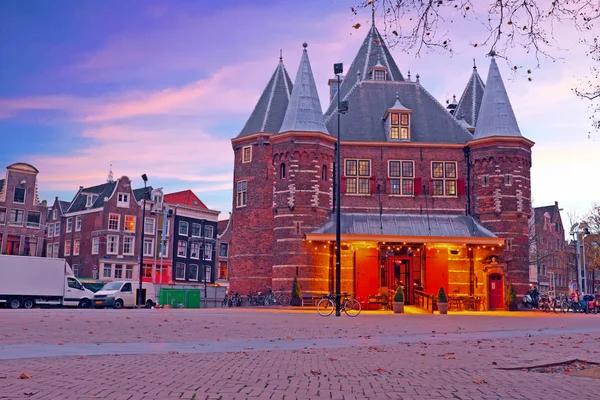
[[414, 177, 422, 196], [370, 177, 376, 194], [457, 178, 466, 196]]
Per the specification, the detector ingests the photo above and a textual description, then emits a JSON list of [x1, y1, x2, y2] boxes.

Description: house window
[[204, 243, 213, 261], [66, 218, 72, 233], [75, 216, 82, 232], [322, 165, 328, 181], [431, 161, 458, 197], [72, 264, 79, 277], [390, 113, 410, 140], [191, 223, 201, 237], [53, 243, 59, 258], [117, 193, 129, 207], [242, 146, 252, 163], [204, 265, 212, 282], [27, 211, 41, 228], [86, 195, 93, 208], [481, 175, 489, 187], [103, 264, 112, 278], [236, 180, 247, 207], [177, 240, 187, 257], [74, 239, 80, 256], [9, 209, 24, 226], [219, 262, 228, 280], [175, 263, 186, 280], [107, 235, 119, 255], [52, 209, 57, 220], [280, 163, 286, 179], [54, 222, 60, 237], [345, 159, 371, 194], [125, 265, 133, 279], [46, 243, 52, 258], [0, 207, 5, 224], [23, 236, 37, 256], [143, 238, 154, 257], [219, 243, 228, 257], [388, 160, 414, 196], [114, 265, 123, 279], [124, 216, 136, 232], [504, 174, 512, 186], [190, 242, 200, 259], [64, 240, 71, 256], [13, 188, 25, 204], [205, 225, 214, 239], [47, 223, 53, 238], [123, 237, 134, 255], [5, 234, 20, 255], [188, 264, 199, 281], [144, 218, 155, 235], [92, 237, 99, 255], [179, 221, 189, 236], [108, 214, 120, 231], [373, 69, 385, 81]]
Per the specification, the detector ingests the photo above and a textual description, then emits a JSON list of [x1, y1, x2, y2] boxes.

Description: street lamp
[[333, 62, 348, 317], [138, 173, 148, 308]]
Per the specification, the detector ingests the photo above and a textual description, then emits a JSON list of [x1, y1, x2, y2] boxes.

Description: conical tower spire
[[474, 54, 521, 138], [279, 43, 328, 134], [454, 60, 485, 128], [237, 55, 293, 138]]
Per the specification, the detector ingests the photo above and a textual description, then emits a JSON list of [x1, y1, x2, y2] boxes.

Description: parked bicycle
[[245, 290, 266, 307], [263, 286, 291, 306], [317, 292, 361, 317], [222, 292, 243, 307]]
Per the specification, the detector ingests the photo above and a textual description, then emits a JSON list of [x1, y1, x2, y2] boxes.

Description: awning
[[305, 213, 502, 245]]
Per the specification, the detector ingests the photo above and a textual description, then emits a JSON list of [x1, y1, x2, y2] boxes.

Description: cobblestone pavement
[[1, 308, 600, 399]]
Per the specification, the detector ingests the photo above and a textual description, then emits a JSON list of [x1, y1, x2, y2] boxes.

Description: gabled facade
[[44, 197, 71, 262], [0, 163, 48, 257], [216, 216, 232, 285], [229, 24, 534, 311]]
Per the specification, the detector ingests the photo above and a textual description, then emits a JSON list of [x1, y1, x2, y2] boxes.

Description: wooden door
[[355, 248, 379, 300], [488, 274, 504, 310]]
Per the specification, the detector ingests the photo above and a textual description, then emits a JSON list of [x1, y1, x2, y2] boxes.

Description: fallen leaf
[[375, 368, 386, 373], [57, 342, 64, 345], [310, 370, 321, 375], [17, 373, 32, 379], [491, 361, 497, 365], [473, 378, 487, 384]]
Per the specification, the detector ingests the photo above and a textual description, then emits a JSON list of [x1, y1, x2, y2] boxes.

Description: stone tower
[[229, 56, 293, 294], [271, 43, 336, 296], [469, 53, 535, 295]]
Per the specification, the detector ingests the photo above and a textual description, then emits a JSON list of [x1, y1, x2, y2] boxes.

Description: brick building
[[229, 22, 534, 311], [0, 163, 47, 257], [45, 197, 71, 260], [216, 216, 232, 285]]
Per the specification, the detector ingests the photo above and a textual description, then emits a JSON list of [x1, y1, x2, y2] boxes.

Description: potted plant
[[506, 283, 518, 311], [392, 287, 404, 314], [291, 275, 302, 306], [437, 287, 448, 314]]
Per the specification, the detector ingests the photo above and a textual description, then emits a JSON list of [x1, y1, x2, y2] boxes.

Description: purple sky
[[0, 0, 598, 222]]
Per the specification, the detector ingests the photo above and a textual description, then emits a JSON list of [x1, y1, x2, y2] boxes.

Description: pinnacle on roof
[[454, 59, 485, 128], [237, 55, 293, 138], [279, 43, 328, 134], [388, 91, 410, 111], [474, 54, 521, 139]]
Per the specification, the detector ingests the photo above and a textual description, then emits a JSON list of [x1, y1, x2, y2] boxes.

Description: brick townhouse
[[216, 216, 232, 286], [229, 21, 534, 311], [0, 163, 47, 256]]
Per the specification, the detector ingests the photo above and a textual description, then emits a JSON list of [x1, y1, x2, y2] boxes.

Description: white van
[[93, 281, 156, 309]]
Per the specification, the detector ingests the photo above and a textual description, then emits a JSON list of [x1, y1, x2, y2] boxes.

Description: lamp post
[[333, 62, 348, 317], [138, 174, 148, 308]]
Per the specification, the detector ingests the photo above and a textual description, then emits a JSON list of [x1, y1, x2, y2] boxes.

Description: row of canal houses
[[0, 163, 231, 287]]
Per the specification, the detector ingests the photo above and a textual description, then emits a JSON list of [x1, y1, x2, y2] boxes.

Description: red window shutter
[[370, 176, 376, 194], [457, 178, 466, 196], [414, 177, 422, 196], [429, 179, 434, 195], [386, 178, 390, 194], [341, 177, 346, 193]]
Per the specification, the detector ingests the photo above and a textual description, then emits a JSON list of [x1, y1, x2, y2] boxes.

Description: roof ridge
[[261, 61, 283, 132]]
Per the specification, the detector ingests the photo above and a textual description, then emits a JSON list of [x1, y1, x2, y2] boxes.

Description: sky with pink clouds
[[1, 0, 599, 221]]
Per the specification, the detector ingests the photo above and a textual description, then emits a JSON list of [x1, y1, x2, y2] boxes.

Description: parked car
[[78, 278, 105, 293], [93, 281, 156, 309]]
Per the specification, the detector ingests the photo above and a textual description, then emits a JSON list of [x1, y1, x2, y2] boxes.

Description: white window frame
[[86, 195, 93, 208], [124, 215, 136, 233], [52, 243, 59, 258], [219, 243, 228, 257], [179, 221, 189, 236], [54, 222, 60, 237], [75, 216, 82, 232], [26, 211, 41, 228], [204, 243, 213, 261], [204, 225, 214, 239], [64, 240, 71, 256], [191, 223, 201, 237], [48, 222, 54, 238], [177, 240, 187, 258], [66, 218, 72, 233], [175, 263, 186, 280], [103, 263, 112, 278], [344, 159, 371, 195], [165, 219, 170, 237], [114, 264, 123, 279], [431, 161, 458, 197], [144, 218, 155, 235], [46, 243, 52, 258], [9, 209, 24, 226], [72, 264, 79, 278], [188, 264, 199, 281], [52, 208, 57, 220], [107, 235, 119, 255], [73, 239, 80, 256], [117, 192, 129, 208], [123, 236, 135, 256], [125, 265, 133, 280], [190, 241, 200, 260], [242, 145, 252, 163], [143, 238, 154, 257], [13, 187, 26, 204], [204, 265, 212, 283], [92, 237, 99, 255], [236, 180, 247, 208], [108, 213, 120, 231]]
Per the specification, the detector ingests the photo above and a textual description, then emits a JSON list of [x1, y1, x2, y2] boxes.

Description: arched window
[[279, 163, 286, 179], [321, 165, 328, 181]]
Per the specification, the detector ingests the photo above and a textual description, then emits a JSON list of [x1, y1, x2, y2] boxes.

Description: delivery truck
[[0, 255, 94, 309]]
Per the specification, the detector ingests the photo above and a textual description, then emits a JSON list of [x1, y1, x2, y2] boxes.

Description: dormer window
[[85, 194, 97, 208], [371, 62, 387, 81], [386, 93, 412, 141], [117, 193, 129, 208]]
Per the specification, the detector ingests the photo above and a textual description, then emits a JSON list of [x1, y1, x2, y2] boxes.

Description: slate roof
[[332, 24, 404, 104], [237, 58, 293, 138], [164, 189, 208, 209], [133, 186, 153, 202], [0, 179, 4, 194], [325, 81, 473, 143], [309, 213, 497, 240], [67, 182, 116, 213], [534, 205, 557, 224], [279, 43, 328, 134], [474, 56, 521, 139], [59, 201, 71, 214], [217, 218, 230, 235], [454, 64, 485, 128]]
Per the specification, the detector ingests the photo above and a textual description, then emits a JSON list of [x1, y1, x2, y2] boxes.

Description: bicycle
[[317, 292, 361, 317], [263, 286, 291, 306]]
